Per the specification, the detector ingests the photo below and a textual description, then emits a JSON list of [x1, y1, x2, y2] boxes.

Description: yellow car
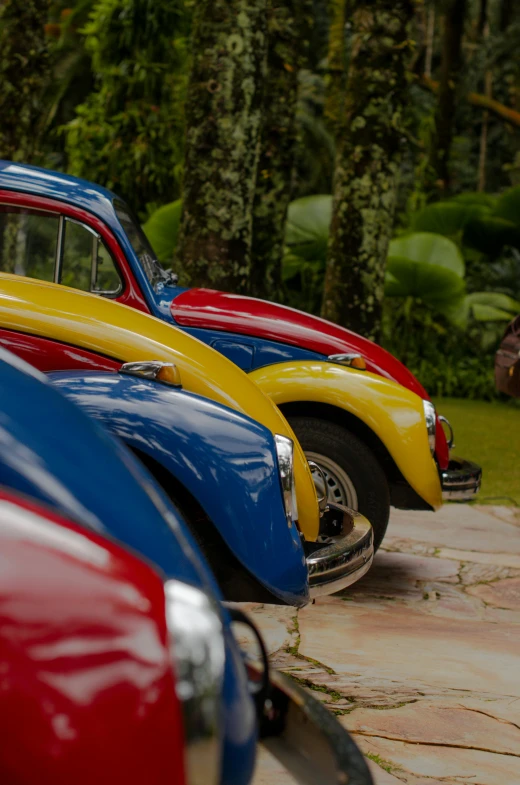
[[0, 273, 375, 598]]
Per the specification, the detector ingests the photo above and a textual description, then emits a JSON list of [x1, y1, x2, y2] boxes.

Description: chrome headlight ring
[[274, 434, 298, 527], [423, 400, 437, 455], [165, 580, 226, 785]]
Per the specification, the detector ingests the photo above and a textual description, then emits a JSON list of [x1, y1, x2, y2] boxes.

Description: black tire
[[288, 416, 390, 551]]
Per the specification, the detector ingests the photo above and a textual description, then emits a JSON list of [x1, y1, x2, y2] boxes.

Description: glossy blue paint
[[0, 161, 325, 374], [183, 325, 326, 372], [49, 370, 309, 607], [0, 348, 257, 784]]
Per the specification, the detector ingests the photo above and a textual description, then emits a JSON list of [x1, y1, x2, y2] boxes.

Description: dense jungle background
[[1, 0, 520, 401]]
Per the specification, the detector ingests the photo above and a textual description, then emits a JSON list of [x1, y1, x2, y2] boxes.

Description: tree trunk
[[0, 0, 50, 162], [321, 0, 413, 341], [425, 3, 435, 78], [323, 0, 347, 138], [430, 0, 468, 191], [177, 0, 268, 292], [249, 0, 313, 299], [477, 18, 492, 192]]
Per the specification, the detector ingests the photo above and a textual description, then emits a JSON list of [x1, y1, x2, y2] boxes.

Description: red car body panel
[[0, 189, 150, 314], [0, 329, 121, 373], [171, 288, 450, 469], [0, 490, 185, 785]]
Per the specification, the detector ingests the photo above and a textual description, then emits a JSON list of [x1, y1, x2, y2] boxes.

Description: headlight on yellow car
[[423, 401, 436, 455], [275, 434, 298, 527]]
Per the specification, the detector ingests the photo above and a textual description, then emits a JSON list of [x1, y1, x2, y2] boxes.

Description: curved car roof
[[0, 159, 120, 231]]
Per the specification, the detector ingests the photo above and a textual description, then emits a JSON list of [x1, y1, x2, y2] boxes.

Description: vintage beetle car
[[0, 291, 373, 598], [0, 496, 373, 785], [0, 161, 481, 550], [0, 352, 373, 785]]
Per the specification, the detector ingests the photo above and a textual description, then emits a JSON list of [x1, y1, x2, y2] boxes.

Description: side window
[[60, 218, 122, 296], [0, 207, 58, 282]]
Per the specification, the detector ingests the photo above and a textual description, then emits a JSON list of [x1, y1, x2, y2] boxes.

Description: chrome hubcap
[[306, 452, 359, 510]]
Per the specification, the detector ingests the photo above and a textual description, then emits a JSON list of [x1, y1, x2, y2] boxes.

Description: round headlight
[[165, 579, 226, 785], [274, 434, 298, 527], [423, 400, 436, 455]]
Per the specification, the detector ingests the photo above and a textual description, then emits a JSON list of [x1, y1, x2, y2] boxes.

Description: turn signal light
[[328, 353, 367, 371], [119, 361, 182, 388]]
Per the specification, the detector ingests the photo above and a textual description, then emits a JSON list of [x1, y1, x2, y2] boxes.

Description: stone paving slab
[[250, 504, 520, 785]]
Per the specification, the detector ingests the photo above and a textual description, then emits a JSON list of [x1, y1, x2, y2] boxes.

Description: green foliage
[[411, 185, 520, 257], [282, 194, 331, 313], [285, 195, 332, 260], [64, 0, 190, 215], [0, 0, 50, 162], [142, 200, 182, 266]]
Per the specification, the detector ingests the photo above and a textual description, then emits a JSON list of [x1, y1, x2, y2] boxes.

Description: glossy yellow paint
[[250, 361, 443, 510], [0, 274, 320, 539]]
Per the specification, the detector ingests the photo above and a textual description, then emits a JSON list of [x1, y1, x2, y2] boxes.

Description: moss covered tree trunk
[[430, 0, 467, 190], [177, 0, 268, 292], [249, 0, 312, 299], [323, 0, 347, 139], [0, 0, 50, 162], [321, 0, 413, 341]]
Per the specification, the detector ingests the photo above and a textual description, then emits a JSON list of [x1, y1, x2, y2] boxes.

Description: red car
[[0, 489, 373, 785]]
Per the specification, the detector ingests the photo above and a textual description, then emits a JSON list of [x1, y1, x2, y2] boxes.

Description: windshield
[[113, 199, 173, 289]]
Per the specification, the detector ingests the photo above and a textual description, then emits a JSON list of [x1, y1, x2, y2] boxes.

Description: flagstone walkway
[[250, 504, 520, 785]]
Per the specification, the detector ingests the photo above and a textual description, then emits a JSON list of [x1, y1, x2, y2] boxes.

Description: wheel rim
[[306, 451, 359, 510]]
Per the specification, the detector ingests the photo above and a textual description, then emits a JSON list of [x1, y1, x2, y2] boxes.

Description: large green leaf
[[451, 192, 497, 208], [471, 303, 517, 321], [142, 200, 183, 264], [465, 291, 520, 319], [493, 185, 520, 226], [411, 202, 489, 237], [285, 195, 332, 261], [385, 254, 465, 305], [388, 232, 465, 278], [446, 291, 520, 328]]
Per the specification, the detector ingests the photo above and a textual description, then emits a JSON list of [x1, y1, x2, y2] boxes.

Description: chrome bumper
[[441, 456, 482, 501], [305, 503, 374, 597], [259, 669, 373, 785]]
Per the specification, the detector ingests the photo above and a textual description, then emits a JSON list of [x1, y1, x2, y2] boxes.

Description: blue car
[[49, 366, 310, 607], [0, 347, 372, 785]]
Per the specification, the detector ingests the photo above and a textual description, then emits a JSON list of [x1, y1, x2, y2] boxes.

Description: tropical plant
[[64, 0, 190, 216], [142, 200, 182, 267], [411, 186, 520, 256], [0, 0, 50, 163], [282, 194, 331, 313]]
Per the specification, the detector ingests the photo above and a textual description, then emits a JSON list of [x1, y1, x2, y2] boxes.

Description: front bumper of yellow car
[[305, 502, 374, 597]]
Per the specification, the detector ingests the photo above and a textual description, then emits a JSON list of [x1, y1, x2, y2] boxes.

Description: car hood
[[0, 273, 320, 541], [172, 288, 429, 398]]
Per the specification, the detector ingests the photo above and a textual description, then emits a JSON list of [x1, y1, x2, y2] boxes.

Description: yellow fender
[[250, 361, 443, 510], [0, 274, 319, 539]]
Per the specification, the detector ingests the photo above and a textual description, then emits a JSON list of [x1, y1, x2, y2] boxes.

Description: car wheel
[[288, 416, 390, 551]]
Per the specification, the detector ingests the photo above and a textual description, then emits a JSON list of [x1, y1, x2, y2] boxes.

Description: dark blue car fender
[[0, 348, 257, 785], [49, 370, 309, 608]]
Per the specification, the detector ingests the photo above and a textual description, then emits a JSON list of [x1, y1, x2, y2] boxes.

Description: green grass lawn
[[432, 397, 520, 505]]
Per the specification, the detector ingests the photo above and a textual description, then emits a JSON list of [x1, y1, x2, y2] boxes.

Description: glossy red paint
[[0, 189, 149, 314], [0, 329, 120, 373], [172, 289, 450, 469], [0, 489, 185, 785]]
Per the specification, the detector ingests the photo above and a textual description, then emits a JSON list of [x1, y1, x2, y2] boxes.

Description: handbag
[[495, 314, 520, 397]]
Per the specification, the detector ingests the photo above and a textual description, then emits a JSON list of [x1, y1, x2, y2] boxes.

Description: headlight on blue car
[[274, 434, 298, 527], [423, 400, 436, 455]]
